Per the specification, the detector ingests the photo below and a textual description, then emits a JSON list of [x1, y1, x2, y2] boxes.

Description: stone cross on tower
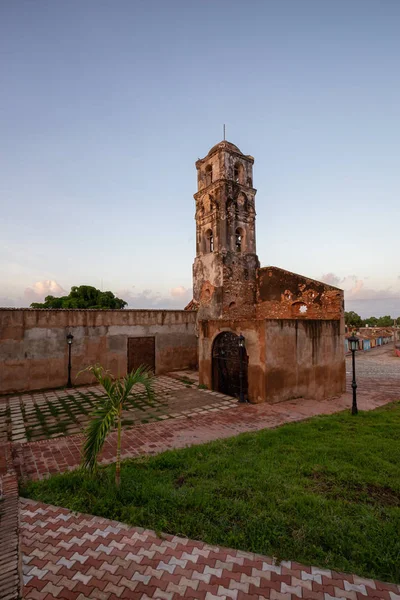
[[192, 140, 260, 320]]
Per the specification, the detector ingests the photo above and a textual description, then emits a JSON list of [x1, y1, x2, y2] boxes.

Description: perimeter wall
[[0, 309, 198, 394]]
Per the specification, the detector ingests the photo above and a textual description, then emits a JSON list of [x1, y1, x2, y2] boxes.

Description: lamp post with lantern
[[66, 333, 74, 388], [348, 334, 359, 415]]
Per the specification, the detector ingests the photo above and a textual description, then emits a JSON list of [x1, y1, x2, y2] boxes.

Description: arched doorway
[[212, 332, 248, 400]]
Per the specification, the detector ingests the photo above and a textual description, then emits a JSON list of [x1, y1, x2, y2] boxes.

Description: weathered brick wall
[[257, 267, 343, 320], [0, 309, 198, 395]]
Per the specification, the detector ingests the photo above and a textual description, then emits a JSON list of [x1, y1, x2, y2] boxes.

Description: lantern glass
[[67, 333, 74, 345], [238, 334, 245, 348], [349, 335, 359, 351]]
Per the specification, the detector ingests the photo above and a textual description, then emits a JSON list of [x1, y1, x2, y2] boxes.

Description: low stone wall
[[0, 309, 198, 395]]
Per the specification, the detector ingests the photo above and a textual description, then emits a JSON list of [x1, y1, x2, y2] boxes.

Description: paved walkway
[[20, 499, 400, 600], [1, 375, 236, 444], [14, 387, 395, 482], [0, 359, 398, 599]]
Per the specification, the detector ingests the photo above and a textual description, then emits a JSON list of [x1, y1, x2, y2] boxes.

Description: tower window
[[233, 162, 244, 184], [206, 229, 214, 253], [235, 228, 243, 252], [205, 164, 213, 186]]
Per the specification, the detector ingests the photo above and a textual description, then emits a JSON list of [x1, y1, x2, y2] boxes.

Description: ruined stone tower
[[192, 141, 260, 319]]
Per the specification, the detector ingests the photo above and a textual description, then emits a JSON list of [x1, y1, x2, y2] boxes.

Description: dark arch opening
[[212, 331, 248, 399], [235, 227, 244, 252], [205, 229, 214, 253], [205, 164, 213, 186]]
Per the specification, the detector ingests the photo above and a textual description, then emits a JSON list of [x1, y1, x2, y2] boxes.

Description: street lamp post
[[238, 334, 246, 403], [67, 333, 74, 388], [348, 334, 359, 415]]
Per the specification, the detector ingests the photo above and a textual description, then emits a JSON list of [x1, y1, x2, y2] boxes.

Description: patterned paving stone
[[13, 384, 396, 482], [0, 461, 20, 600], [3, 375, 237, 444], [1, 351, 399, 600], [20, 499, 400, 599]]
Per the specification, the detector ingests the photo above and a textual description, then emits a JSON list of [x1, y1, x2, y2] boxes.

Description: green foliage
[[346, 311, 398, 328], [80, 365, 154, 484], [363, 316, 378, 327], [374, 315, 396, 327], [22, 402, 400, 583], [30, 285, 127, 309], [344, 311, 363, 328]]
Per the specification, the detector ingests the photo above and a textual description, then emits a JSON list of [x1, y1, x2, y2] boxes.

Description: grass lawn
[[21, 402, 400, 583]]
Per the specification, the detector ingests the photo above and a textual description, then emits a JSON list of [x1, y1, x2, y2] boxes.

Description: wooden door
[[127, 337, 155, 373]]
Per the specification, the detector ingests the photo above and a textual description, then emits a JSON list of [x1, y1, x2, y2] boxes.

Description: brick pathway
[[1, 376, 236, 444], [0, 443, 20, 600], [14, 387, 395, 482], [1, 355, 398, 600], [20, 498, 400, 600]]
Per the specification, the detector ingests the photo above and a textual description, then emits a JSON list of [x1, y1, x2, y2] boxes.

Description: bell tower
[[192, 140, 260, 319]]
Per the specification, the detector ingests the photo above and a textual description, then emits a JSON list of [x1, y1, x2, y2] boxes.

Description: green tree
[[363, 316, 378, 327], [344, 311, 363, 328], [376, 315, 394, 327], [80, 365, 154, 487], [30, 285, 127, 309]]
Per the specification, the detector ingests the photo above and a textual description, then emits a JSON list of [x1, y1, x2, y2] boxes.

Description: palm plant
[[80, 364, 154, 487]]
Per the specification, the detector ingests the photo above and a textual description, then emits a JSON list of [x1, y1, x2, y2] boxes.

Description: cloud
[[0, 296, 16, 308], [23, 280, 67, 305], [320, 273, 400, 318], [117, 286, 192, 309], [344, 278, 399, 302], [171, 286, 190, 297], [320, 273, 342, 288]]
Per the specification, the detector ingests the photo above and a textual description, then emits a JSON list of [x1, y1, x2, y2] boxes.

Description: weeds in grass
[[68, 395, 90, 415], [179, 377, 194, 386], [58, 397, 79, 423], [46, 400, 60, 419], [33, 405, 50, 437]]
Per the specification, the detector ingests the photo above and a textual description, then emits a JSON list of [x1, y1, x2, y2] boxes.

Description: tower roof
[[207, 140, 242, 156]]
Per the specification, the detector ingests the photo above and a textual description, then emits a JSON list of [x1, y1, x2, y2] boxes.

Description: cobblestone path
[[346, 345, 400, 399]]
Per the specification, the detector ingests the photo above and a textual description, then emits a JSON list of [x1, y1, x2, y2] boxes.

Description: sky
[[1, 0, 399, 318]]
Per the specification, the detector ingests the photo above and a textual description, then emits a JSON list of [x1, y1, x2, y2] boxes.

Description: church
[[0, 140, 345, 402], [187, 140, 345, 403]]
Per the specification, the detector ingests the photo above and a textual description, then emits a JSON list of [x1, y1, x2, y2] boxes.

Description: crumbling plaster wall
[[198, 317, 345, 404], [264, 319, 346, 403], [0, 309, 198, 395], [198, 319, 267, 403]]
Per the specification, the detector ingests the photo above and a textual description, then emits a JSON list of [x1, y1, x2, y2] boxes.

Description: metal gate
[[127, 337, 155, 373], [212, 332, 248, 399]]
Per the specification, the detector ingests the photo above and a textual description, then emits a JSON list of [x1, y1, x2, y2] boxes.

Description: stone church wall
[[0, 309, 198, 395], [198, 317, 345, 404], [264, 319, 345, 403], [257, 267, 343, 320]]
